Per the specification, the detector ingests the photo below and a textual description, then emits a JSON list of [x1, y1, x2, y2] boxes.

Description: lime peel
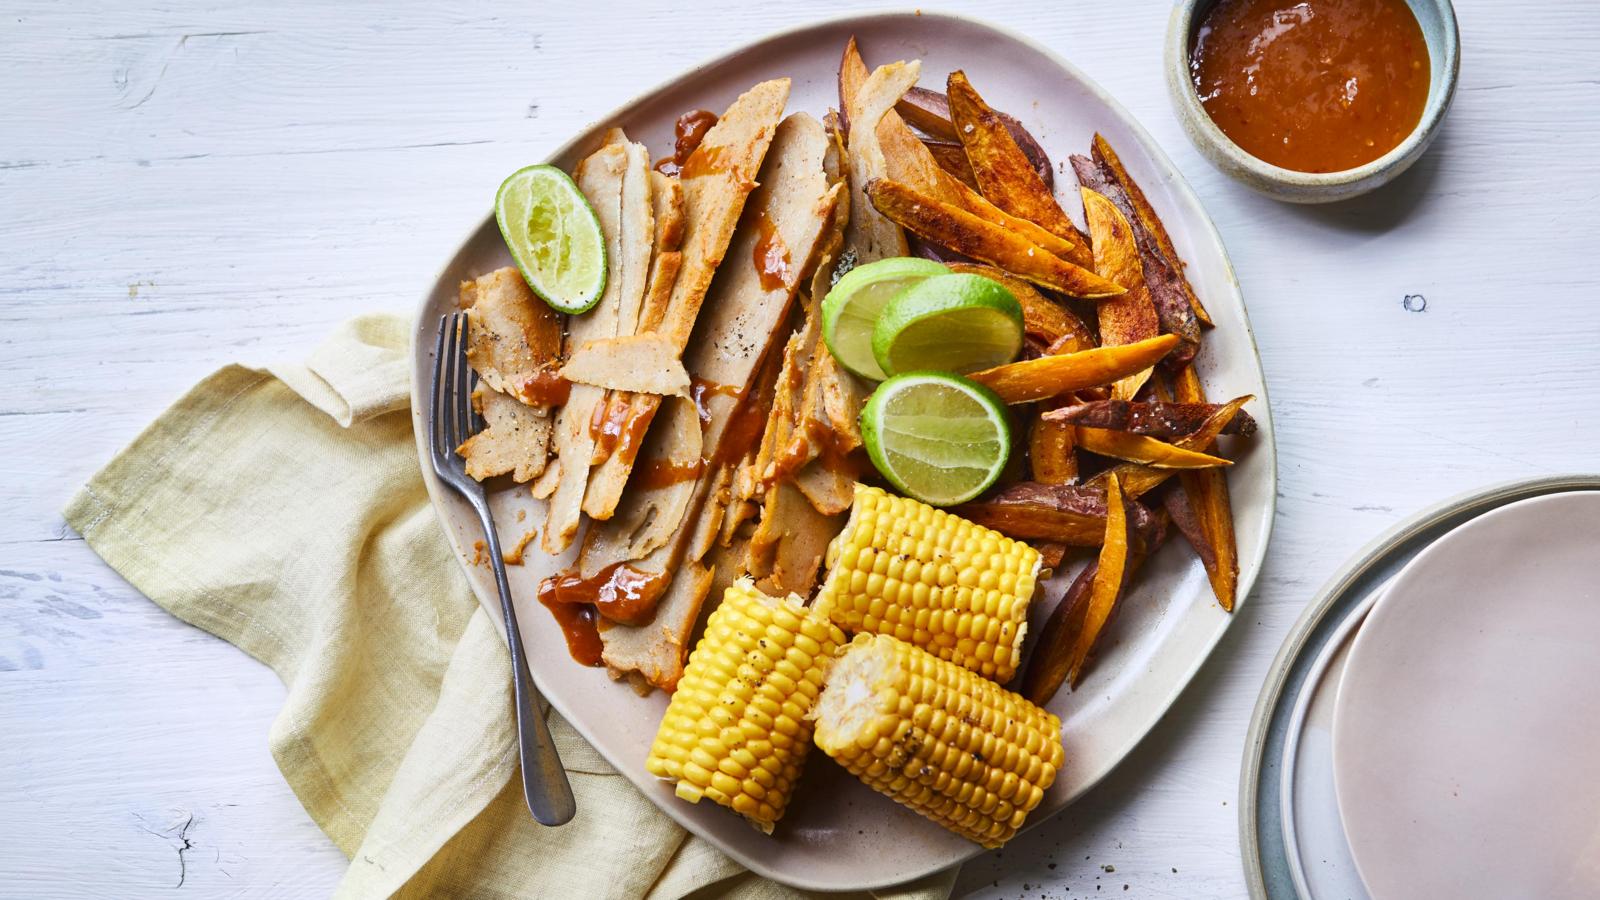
[[822, 257, 948, 381], [872, 273, 1024, 377], [860, 371, 1012, 507], [495, 164, 607, 314]]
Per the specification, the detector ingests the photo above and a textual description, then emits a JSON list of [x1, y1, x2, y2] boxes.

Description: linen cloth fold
[[64, 314, 957, 900]]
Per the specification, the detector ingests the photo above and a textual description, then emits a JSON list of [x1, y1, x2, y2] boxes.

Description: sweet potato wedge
[[1023, 502, 1169, 703], [864, 178, 1123, 299], [1028, 402, 1078, 485], [1031, 540, 1070, 573], [923, 139, 980, 189], [865, 93, 1080, 264], [1173, 364, 1240, 610], [947, 263, 1095, 352], [895, 86, 959, 140], [969, 334, 1178, 404], [1090, 394, 1254, 498], [1082, 187, 1161, 400], [1066, 474, 1129, 687], [953, 481, 1153, 547], [948, 179, 1083, 263], [1046, 398, 1257, 438], [894, 85, 1054, 190], [1074, 426, 1232, 469], [946, 71, 1088, 250], [1092, 134, 1212, 326], [1073, 154, 1201, 361]]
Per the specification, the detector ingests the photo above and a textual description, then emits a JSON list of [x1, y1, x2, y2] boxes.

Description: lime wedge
[[872, 273, 1024, 377], [860, 372, 1011, 506], [822, 257, 948, 380], [495, 164, 607, 314]]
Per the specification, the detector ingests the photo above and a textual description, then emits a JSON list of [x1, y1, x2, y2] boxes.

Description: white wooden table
[[3, 1, 1596, 896]]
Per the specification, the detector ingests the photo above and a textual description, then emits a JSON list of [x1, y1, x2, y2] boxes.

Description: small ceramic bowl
[[1165, 0, 1459, 204]]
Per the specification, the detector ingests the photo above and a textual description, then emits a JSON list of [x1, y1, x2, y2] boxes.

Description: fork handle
[[478, 512, 578, 826]]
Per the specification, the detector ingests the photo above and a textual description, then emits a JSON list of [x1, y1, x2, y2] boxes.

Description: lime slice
[[872, 273, 1024, 377], [822, 257, 948, 380], [860, 372, 1011, 506], [495, 164, 607, 314]]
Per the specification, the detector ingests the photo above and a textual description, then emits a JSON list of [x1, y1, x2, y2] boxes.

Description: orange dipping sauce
[[1190, 0, 1430, 173]]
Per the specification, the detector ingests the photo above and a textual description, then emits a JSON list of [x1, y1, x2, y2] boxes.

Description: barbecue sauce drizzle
[[539, 562, 669, 629], [654, 109, 719, 176], [517, 368, 571, 406]]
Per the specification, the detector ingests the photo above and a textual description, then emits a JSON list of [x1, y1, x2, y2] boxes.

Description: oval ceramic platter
[[408, 12, 1275, 891]]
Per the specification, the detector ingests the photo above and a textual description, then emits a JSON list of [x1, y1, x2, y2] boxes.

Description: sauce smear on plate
[[1189, 0, 1430, 173]]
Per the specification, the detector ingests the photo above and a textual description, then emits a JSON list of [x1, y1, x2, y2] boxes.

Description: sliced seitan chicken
[[458, 384, 553, 483], [543, 136, 655, 554], [458, 266, 563, 404], [592, 109, 848, 691]]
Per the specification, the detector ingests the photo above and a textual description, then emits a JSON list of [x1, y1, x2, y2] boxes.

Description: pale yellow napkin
[[64, 314, 957, 900]]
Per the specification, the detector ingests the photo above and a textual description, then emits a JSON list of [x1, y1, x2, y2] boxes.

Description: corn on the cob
[[814, 484, 1041, 682], [813, 633, 1063, 847], [645, 578, 846, 833]]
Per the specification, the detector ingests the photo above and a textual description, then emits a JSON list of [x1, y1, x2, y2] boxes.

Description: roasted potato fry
[[1092, 134, 1212, 326], [946, 71, 1088, 252], [969, 334, 1178, 404], [1065, 474, 1129, 687], [1072, 155, 1201, 361], [1023, 503, 1169, 703], [1082, 187, 1161, 400], [1031, 540, 1070, 573], [1029, 402, 1078, 485], [948, 179, 1083, 262], [923, 139, 980, 189], [1074, 426, 1232, 469], [1090, 394, 1253, 498], [894, 85, 1055, 190], [1046, 397, 1257, 438], [1173, 364, 1240, 610], [952, 481, 1153, 546], [946, 263, 1094, 352], [865, 178, 1123, 299]]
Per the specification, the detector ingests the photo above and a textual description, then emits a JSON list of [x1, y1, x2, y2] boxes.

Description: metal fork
[[430, 312, 576, 826]]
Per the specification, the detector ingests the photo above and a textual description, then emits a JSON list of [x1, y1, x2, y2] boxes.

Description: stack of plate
[[1241, 476, 1600, 899]]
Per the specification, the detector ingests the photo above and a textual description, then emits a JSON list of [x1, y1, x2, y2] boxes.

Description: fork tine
[[445, 314, 462, 452], [450, 312, 474, 452], [431, 314, 450, 460], [456, 313, 478, 439]]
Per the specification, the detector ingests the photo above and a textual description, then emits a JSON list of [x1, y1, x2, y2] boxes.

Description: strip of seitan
[[458, 267, 563, 404], [458, 384, 553, 483], [596, 464, 730, 690], [559, 333, 689, 397], [614, 140, 656, 337], [841, 56, 918, 264], [542, 143, 629, 553], [582, 171, 686, 519]]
